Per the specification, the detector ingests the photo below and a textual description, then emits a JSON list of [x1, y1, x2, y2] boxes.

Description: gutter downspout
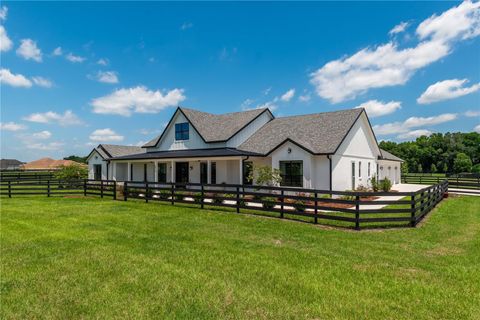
[[327, 155, 332, 192]]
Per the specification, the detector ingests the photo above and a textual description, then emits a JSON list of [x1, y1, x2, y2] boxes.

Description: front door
[[94, 164, 102, 180], [351, 162, 355, 190], [175, 162, 189, 185]]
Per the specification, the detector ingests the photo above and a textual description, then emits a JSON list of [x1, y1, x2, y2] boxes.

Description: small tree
[[380, 178, 392, 192], [442, 163, 448, 173], [401, 162, 409, 175], [55, 164, 88, 181], [417, 164, 423, 173], [430, 163, 437, 173], [453, 153, 472, 173], [472, 164, 480, 174], [247, 165, 282, 186]]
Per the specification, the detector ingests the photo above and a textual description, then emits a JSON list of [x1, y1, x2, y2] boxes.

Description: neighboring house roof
[[88, 144, 145, 160], [238, 108, 365, 155], [111, 147, 261, 161], [21, 158, 85, 170], [143, 107, 272, 147], [379, 149, 404, 162], [0, 159, 24, 169]]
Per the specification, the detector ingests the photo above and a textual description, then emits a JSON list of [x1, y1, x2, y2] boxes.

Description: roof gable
[[87, 144, 145, 161], [239, 108, 364, 155]]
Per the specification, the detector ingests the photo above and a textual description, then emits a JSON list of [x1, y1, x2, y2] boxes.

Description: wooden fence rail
[[402, 174, 479, 191]]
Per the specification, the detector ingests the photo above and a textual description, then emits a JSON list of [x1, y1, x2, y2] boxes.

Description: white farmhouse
[[87, 107, 402, 191]]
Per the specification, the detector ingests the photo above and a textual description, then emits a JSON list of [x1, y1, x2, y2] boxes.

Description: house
[[21, 158, 86, 171], [0, 159, 25, 170], [87, 107, 403, 191]]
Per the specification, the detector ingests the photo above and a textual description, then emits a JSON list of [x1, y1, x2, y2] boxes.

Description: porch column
[[112, 162, 117, 180], [207, 160, 211, 184], [170, 161, 175, 183], [154, 161, 158, 183], [239, 158, 243, 185], [127, 162, 131, 181]]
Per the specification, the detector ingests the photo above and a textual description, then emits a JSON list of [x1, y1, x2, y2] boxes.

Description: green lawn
[[1, 196, 479, 319]]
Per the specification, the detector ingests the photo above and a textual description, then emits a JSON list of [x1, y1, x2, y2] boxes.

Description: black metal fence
[[0, 179, 117, 199], [123, 180, 448, 230], [402, 174, 479, 192]]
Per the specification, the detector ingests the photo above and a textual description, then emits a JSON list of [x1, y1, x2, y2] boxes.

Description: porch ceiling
[[109, 147, 262, 161]]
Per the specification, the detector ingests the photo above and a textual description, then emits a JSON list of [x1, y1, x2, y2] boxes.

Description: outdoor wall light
[[287, 147, 292, 154], [190, 166, 193, 170], [380, 166, 384, 170]]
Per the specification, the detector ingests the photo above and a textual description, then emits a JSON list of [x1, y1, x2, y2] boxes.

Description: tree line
[[379, 132, 480, 174]]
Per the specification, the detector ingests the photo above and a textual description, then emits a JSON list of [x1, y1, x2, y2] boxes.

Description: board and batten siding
[[331, 113, 380, 191], [87, 150, 108, 180], [226, 111, 273, 148]]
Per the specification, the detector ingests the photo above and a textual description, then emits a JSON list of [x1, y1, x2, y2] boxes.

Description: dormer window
[[175, 122, 189, 140]]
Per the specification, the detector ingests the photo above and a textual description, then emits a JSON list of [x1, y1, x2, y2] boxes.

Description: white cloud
[[299, 93, 311, 103], [417, 78, 480, 104], [397, 129, 433, 140], [255, 101, 278, 112], [97, 58, 109, 66], [16, 39, 42, 62], [465, 110, 480, 117], [0, 122, 27, 131], [52, 46, 62, 56], [180, 22, 193, 30], [65, 52, 86, 63], [32, 76, 53, 88], [0, 6, 8, 21], [32, 130, 52, 139], [373, 113, 457, 135], [0, 26, 12, 52], [280, 88, 295, 102], [389, 21, 410, 35], [310, 1, 480, 103], [0, 69, 32, 87], [240, 98, 255, 110], [89, 128, 124, 142], [27, 142, 64, 151], [263, 87, 272, 95], [91, 86, 186, 116], [94, 71, 119, 84], [475, 124, 480, 133], [23, 110, 83, 126], [355, 100, 402, 117]]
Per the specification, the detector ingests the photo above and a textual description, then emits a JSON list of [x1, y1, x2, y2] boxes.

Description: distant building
[[21, 157, 86, 171], [0, 159, 25, 170]]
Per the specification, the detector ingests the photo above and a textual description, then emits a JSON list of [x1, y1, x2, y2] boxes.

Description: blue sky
[[1, 1, 479, 161]]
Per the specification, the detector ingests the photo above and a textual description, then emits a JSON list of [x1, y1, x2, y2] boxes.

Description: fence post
[[47, 180, 51, 197], [280, 189, 284, 219], [410, 194, 416, 227], [113, 180, 117, 200], [171, 184, 175, 205], [100, 180, 104, 198], [236, 186, 240, 213], [124, 181, 128, 201], [145, 182, 149, 203], [8, 180, 11, 198], [201, 185, 204, 209], [83, 179, 87, 196], [355, 195, 360, 230], [314, 192, 318, 224]]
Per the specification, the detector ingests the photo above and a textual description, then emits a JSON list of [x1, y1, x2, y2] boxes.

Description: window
[[243, 161, 253, 185], [200, 162, 208, 184], [158, 163, 167, 183], [359, 161, 362, 177], [93, 164, 102, 180], [211, 162, 216, 184], [279, 161, 303, 187], [175, 122, 189, 140], [368, 162, 371, 177]]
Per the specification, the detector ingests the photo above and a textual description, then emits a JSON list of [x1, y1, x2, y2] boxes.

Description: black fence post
[[83, 179, 87, 197], [145, 182, 149, 203], [171, 184, 175, 205], [8, 180, 11, 198], [236, 186, 240, 213], [124, 181, 128, 201], [47, 180, 51, 197], [314, 192, 318, 224], [201, 184, 204, 209], [280, 189, 284, 219], [100, 180, 104, 198], [113, 180, 117, 200], [355, 195, 360, 230], [410, 194, 416, 227]]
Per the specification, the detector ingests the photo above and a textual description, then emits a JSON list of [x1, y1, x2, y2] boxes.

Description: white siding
[[331, 114, 379, 191], [226, 111, 273, 148], [87, 150, 108, 180], [313, 156, 330, 190], [270, 141, 314, 189], [378, 160, 401, 184]]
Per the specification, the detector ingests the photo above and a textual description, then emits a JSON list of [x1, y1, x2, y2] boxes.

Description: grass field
[[1, 196, 479, 319]]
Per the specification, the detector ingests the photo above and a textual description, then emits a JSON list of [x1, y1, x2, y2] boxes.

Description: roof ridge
[[273, 108, 363, 120]]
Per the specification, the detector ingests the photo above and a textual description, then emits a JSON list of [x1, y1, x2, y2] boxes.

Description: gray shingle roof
[[143, 107, 270, 147], [238, 108, 364, 155], [92, 144, 145, 159], [110, 148, 261, 160], [379, 149, 404, 162]]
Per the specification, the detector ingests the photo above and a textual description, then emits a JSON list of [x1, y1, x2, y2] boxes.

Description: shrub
[[472, 164, 480, 174], [355, 184, 370, 192], [262, 196, 276, 209], [175, 192, 186, 201], [453, 153, 473, 173], [55, 164, 87, 181], [380, 178, 392, 192], [159, 190, 170, 199], [193, 192, 203, 203], [340, 191, 355, 201], [213, 193, 224, 204], [294, 200, 306, 212], [370, 176, 379, 192]]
